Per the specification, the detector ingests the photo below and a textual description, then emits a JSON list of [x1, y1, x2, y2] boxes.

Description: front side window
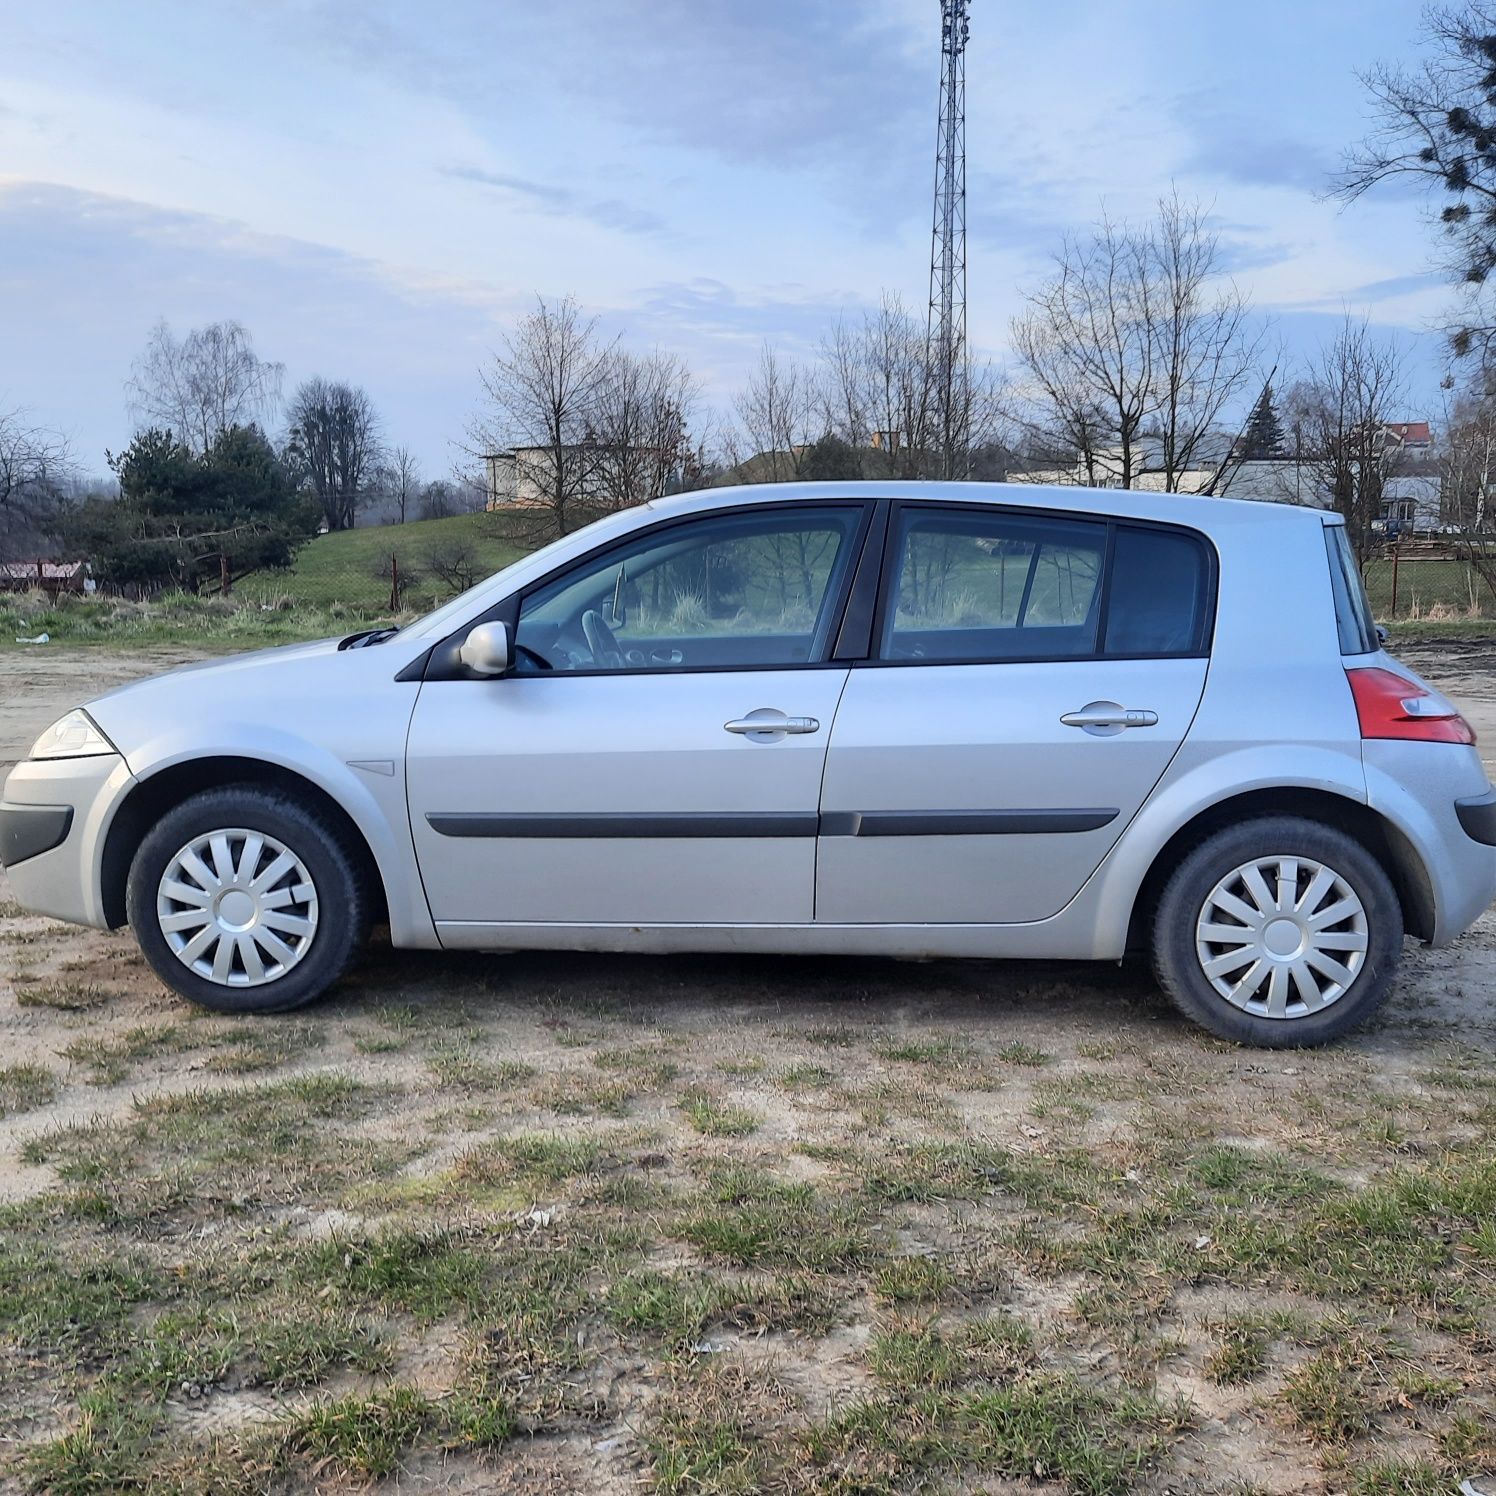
[[514, 505, 863, 672], [882, 509, 1106, 662]]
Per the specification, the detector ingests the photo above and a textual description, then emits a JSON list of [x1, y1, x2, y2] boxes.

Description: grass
[[1283, 1347, 1375, 1444], [268, 509, 528, 610], [22, 1389, 163, 1495], [246, 1313, 393, 1389], [608, 1268, 834, 1346], [677, 1167, 873, 1271], [20, 1072, 404, 1227], [875, 1035, 970, 1066], [61, 1023, 200, 1085], [1361, 555, 1496, 620], [0, 1062, 57, 1117], [425, 1046, 536, 1092], [873, 1255, 955, 1303], [454, 1132, 604, 1187], [16, 980, 115, 1011], [679, 1091, 759, 1137], [9, 898, 1496, 1491], [1203, 1315, 1280, 1385], [279, 1386, 431, 1479]]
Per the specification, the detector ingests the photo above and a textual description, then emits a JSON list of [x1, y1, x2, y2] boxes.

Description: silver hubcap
[[1195, 856, 1369, 1020], [156, 828, 319, 987]]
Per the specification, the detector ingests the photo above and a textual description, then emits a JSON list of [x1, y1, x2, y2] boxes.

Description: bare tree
[[418, 479, 458, 521], [472, 295, 615, 539], [820, 295, 934, 476], [1149, 194, 1261, 490], [425, 540, 481, 594], [1335, 4, 1496, 370], [286, 378, 382, 532], [379, 445, 420, 524], [126, 320, 283, 456], [1438, 382, 1496, 598], [1010, 195, 1259, 490], [0, 411, 73, 561], [729, 344, 820, 482], [1285, 318, 1408, 561], [1011, 213, 1156, 488], [590, 348, 698, 511]]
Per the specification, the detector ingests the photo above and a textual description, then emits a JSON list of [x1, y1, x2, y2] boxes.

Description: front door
[[816, 505, 1213, 925], [407, 502, 868, 931]]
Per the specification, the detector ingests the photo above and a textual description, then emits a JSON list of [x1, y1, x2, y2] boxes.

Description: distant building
[[484, 443, 684, 511], [0, 560, 93, 595], [1010, 421, 1446, 534], [1383, 421, 1432, 450]]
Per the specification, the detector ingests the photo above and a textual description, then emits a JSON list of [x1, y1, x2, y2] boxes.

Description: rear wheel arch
[[101, 756, 388, 930], [1127, 786, 1434, 952]]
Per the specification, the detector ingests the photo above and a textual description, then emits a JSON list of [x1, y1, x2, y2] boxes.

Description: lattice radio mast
[[928, 0, 970, 478]]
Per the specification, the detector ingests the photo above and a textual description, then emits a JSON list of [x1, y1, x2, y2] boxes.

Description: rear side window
[[881, 509, 1106, 662], [1324, 524, 1378, 655], [1104, 526, 1211, 657]]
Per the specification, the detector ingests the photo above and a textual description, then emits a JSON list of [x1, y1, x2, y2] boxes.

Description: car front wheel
[[1152, 816, 1402, 1047], [126, 784, 371, 1014]]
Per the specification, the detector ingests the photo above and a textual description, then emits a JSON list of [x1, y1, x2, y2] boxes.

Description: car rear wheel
[[1152, 815, 1402, 1047], [126, 784, 371, 1014]]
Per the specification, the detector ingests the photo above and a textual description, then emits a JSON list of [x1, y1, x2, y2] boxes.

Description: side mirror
[[458, 620, 512, 677], [1376, 623, 1389, 646]]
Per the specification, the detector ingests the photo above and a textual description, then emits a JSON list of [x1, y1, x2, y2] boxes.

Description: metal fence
[[1360, 548, 1493, 624]]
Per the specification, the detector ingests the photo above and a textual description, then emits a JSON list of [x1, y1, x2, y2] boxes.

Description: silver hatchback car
[[4, 482, 1493, 1046]]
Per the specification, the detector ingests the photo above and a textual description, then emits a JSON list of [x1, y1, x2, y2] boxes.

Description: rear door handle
[[1060, 702, 1158, 735], [725, 714, 820, 736]]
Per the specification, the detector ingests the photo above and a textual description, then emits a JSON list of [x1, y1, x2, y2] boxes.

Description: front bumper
[[0, 754, 135, 928], [0, 803, 74, 865]]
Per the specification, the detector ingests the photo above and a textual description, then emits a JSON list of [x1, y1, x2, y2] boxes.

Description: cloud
[[0, 182, 523, 475], [1348, 271, 1444, 303], [1175, 109, 1335, 194], [442, 165, 668, 238]]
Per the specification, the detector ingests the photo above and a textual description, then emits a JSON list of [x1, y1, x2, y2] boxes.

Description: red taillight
[[1347, 667, 1476, 745]]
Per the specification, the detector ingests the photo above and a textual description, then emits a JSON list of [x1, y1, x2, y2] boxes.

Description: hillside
[[253, 511, 532, 610]]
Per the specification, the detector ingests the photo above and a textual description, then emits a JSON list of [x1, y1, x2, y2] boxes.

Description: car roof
[[640, 480, 1338, 535]]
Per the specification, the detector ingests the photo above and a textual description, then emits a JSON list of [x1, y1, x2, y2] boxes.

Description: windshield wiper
[[337, 627, 400, 651]]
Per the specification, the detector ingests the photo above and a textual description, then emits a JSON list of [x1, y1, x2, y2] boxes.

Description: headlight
[[29, 710, 117, 761]]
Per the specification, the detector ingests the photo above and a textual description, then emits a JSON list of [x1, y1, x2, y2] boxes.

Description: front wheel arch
[[1126, 786, 1434, 955], [101, 757, 387, 930]]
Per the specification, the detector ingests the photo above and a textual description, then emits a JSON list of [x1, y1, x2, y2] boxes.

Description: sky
[[0, 0, 1464, 480]]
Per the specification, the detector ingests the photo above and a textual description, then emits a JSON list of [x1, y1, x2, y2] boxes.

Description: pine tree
[[1239, 383, 1285, 460]]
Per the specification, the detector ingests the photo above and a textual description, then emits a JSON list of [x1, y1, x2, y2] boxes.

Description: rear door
[[816, 503, 1213, 925]]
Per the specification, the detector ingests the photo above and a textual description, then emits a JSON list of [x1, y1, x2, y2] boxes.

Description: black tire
[[126, 784, 371, 1014], [1151, 815, 1402, 1048]]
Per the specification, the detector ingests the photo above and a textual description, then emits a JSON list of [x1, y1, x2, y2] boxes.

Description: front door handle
[[1060, 701, 1158, 736], [725, 711, 820, 738]]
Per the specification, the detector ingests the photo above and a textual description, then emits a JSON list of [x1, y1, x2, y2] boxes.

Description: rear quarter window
[[1324, 524, 1378, 655]]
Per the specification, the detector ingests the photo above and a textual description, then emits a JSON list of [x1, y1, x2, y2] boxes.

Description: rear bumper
[[0, 754, 134, 929], [1455, 790, 1496, 847], [1364, 741, 1496, 945]]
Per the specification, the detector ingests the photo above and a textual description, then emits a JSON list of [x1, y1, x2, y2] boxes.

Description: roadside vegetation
[[9, 530, 1496, 653]]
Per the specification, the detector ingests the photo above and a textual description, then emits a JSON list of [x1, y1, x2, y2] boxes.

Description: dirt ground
[[1, 644, 1494, 1494]]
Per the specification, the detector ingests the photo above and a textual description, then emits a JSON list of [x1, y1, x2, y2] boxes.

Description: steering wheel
[[581, 609, 624, 669]]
